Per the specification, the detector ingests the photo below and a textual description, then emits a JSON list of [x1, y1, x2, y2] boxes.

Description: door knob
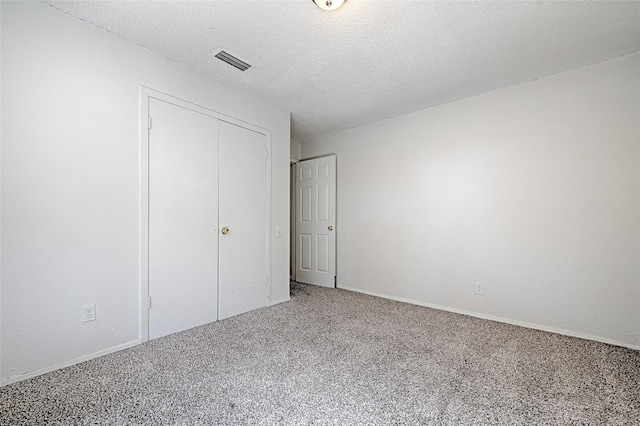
[[221, 227, 230, 235], [328, 226, 334, 231]]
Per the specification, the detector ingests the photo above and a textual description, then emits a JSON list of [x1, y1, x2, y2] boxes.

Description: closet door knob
[[221, 227, 230, 235], [328, 226, 334, 231]]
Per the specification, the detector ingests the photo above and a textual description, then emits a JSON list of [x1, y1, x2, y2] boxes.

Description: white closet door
[[148, 99, 219, 339], [218, 121, 268, 320]]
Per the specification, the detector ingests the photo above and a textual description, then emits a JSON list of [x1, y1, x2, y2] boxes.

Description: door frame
[[290, 161, 297, 281], [138, 86, 272, 342]]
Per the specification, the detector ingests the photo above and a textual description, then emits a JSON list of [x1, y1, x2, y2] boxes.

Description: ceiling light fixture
[[312, 0, 346, 11]]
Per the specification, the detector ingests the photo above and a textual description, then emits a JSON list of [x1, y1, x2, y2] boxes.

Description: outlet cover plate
[[82, 304, 96, 322]]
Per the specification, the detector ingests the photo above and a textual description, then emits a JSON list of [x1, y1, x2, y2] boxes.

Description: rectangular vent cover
[[215, 50, 251, 71]]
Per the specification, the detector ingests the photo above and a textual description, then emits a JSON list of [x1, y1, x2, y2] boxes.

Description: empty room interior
[[1, 0, 639, 424]]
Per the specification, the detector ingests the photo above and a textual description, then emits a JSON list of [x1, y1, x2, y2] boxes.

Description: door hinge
[[334, 276, 337, 287], [266, 273, 269, 284], [146, 296, 152, 309], [265, 149, 269, 159], [147, 116, 152, 129]]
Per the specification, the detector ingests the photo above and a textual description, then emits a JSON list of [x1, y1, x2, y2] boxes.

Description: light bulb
[[312, 0, 346, 11]]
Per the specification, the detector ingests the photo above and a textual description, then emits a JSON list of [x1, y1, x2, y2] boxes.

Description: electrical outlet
[[82, 304, 96, 322], [474, 282, 484, 295]]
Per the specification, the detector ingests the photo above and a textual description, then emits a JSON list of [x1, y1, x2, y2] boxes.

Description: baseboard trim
[[270, 296, 290, 306], [1, 339, 142, 387], [339, 286, 640, 351]]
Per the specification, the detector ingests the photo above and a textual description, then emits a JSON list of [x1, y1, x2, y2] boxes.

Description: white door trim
[[290, 161, 297, 281], [138, 86, 272, 342]]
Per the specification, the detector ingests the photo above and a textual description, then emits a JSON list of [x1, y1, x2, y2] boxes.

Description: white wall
[[1, 1, 290, 383], [290, 138, 302, 162], [302, 53, 640, 349]]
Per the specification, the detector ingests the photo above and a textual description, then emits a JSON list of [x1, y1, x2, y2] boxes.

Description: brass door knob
[[221, 227, 230, 235], [328, 226, 334, 231]]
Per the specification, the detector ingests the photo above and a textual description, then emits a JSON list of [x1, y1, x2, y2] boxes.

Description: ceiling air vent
[[214, 50, 251, 72]]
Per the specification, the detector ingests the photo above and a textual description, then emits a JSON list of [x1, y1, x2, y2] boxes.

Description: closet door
[[148, 99, 219, 339], [218, 121, 268, 320]]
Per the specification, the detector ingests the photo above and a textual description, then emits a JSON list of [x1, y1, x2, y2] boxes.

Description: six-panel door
[[296, 155, 336, 288]]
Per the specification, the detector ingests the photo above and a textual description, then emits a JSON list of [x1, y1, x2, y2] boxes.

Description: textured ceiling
[[45, 1, 640, 142]]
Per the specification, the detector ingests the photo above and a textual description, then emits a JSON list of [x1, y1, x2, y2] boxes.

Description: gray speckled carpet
[[1, 282, 639, 425]]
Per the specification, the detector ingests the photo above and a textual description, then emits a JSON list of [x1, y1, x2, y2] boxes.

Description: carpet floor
[[1, 282, 639, 425]]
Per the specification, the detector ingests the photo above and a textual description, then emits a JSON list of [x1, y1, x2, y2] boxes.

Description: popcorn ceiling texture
[[44, 1, 640, 142], [1, 283, 638, 425]]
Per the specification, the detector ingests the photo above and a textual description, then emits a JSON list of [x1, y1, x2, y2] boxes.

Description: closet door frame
[[138, 86, 272, 343]]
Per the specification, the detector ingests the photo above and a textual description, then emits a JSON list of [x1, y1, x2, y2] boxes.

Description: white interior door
[[218, 121, 268, 320], [296, 155, 336, 288], [148, 99, 219, 339]]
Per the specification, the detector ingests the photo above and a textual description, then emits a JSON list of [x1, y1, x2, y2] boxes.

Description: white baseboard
[[270, 296, 290, 306], [1, 339, 142, 387], [339, 285, 640, 351]]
